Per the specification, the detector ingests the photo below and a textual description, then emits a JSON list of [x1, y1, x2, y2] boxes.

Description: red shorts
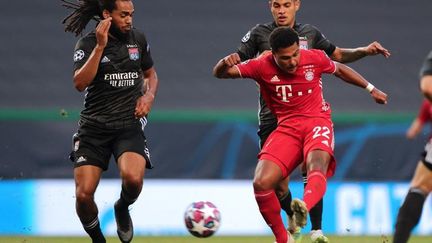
[[258, 116, 336, 178]]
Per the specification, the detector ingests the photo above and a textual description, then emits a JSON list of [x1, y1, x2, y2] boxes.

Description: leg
[[291, 150, 330, 229], [74, 165, 105, 243], [393, 161, 432, 243], [115, 152, 147, 243], [254, 159, 289, 243]]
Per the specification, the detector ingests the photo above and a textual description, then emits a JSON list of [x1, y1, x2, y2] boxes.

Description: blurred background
[[1, 0, 432, 238]]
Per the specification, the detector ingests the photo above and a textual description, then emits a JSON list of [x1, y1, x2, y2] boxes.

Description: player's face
[[273, 43, 300, 74], [269, 0, 300, 27], [110, 0, 134, 33]]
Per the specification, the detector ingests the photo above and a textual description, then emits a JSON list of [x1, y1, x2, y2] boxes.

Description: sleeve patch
[[241, 31, 251, 43], [73, 50, 85, 62]]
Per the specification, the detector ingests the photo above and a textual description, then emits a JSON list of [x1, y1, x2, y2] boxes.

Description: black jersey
[[237, 22, 336, 129], [73, 29, 153, 127], [420, 50, 432, 77]]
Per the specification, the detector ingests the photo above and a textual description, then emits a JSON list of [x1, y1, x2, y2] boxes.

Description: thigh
[[117, 152, 146, 180], [302, 117, 336, 177], [259, 122, 303, 178], [74, 165, 103, 196], [113, 124, 153, 169], [410, 161, 432, 193]]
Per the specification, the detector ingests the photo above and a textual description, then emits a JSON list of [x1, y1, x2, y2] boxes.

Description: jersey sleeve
[[135, 30, 154, 71], [420, 50, 432, 77], [315, 50, 336, 74], [73, 36, 96, 72], [418, 99, 432, 124], [308, 24, 336, 56], [236, 25, 259, 61], [235, 58, 261, 80]]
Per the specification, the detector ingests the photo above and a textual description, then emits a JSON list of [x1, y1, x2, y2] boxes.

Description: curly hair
[[61, 0, 121, 36]]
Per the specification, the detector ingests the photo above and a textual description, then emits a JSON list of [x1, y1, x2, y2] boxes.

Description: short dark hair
[[269, 27, 299, 52]]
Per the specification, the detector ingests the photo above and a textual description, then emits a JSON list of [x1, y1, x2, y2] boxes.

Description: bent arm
[[406, 118, 423, 139], [334, 63, 388, 104], [330, 41, 391, 63], [135, 67, 158, 118], [73, 45, 104, 91], [213, 53, 242, 79]]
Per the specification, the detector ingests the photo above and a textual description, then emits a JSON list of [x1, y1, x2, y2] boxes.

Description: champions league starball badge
[[73, 50, 85, 62]]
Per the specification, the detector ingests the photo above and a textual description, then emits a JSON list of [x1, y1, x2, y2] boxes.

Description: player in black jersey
[[393, 51, 432, 243], [237, 1, 390, 242], [62, 1, 158, 242]]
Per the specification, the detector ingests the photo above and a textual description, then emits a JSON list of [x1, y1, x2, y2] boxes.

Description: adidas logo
[[270, 75, 280, 82], [76, 156, 87, 163], [101, 56, 110, 63]]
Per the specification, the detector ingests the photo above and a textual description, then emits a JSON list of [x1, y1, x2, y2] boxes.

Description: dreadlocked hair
[[61, 0, 118, 36]]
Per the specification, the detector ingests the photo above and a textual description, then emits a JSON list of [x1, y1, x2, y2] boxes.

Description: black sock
[[83, 217, 106, 243], [393, 188, 426, 243], [279, 189, 294, 217], [116, 186, 137, 209], [303, 172, 323, 230]]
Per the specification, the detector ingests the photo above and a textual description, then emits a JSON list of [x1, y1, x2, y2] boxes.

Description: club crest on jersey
[[128, 48, 139, 61], [304, 69, 314, 81], [299, 37, 308, 50]]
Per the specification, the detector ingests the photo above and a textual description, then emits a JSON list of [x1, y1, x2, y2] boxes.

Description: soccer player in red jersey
[[213, 27, 388, 243], [393, 50, 432, 243]]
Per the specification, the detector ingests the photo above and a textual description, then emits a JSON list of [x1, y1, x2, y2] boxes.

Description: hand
[[370, 87, 388, 104], [134, 93, 154, 118], [95, 17, 112, 48], [365, 41, 391, 58], [223, 53, 242, 67]]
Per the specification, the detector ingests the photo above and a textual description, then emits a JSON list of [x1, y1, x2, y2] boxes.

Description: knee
[[253, 176, 274, 191], [122, 173, 143, 192], [75, 189, 94, 205]]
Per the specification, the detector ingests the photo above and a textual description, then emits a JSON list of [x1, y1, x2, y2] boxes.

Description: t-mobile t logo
[[276, 84, 292, 102]]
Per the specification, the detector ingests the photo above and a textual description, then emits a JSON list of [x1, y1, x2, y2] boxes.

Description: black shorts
[[421, 139, 432, 171], [69, 121, 153, 171]]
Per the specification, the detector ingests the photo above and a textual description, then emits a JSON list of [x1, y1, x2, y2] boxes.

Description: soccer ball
[[184, 201, 221, 238]]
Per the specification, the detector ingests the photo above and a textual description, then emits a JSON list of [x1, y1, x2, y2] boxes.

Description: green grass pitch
[[0, 236, 431, 243]]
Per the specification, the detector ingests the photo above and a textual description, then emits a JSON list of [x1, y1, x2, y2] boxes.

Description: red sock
[[303, 170, 327, 211], [254, 189, 287, 243]]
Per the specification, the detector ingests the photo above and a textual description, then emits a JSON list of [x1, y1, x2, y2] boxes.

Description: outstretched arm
[[406, 118, 423, 139], [213, 53, 242, 79], [331, 41, 391, 63], [334, 62, 388, 104]]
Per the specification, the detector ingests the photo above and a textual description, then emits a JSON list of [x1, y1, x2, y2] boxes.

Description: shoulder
[[131, 28, 149, 43], [250, 22, 275, 35], [295, 23, 323, 35], [301, 49, 329, 63], [74, 32, 96, 49]]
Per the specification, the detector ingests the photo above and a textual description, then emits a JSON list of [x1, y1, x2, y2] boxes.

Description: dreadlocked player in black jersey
[[393, 51, 432, 243], [62, 1, 158, 242], [237, 1, 390, 242]]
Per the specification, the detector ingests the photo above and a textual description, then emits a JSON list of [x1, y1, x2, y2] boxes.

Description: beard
[[109, 24, 130, 42]]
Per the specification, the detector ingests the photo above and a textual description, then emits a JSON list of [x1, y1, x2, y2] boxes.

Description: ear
[[294, 0, 301, 11], [102, 10, 111, 19]]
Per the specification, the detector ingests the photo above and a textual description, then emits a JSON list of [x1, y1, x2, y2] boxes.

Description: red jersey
[[418, 99, 432, 138], [236, 49, 336, 123]]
